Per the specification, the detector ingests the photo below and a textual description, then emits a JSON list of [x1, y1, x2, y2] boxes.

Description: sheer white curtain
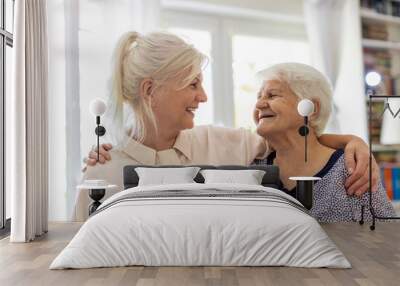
[[10, 0, 49, 242], [304, 0, 367, 140], [47, 0, 161, 221]]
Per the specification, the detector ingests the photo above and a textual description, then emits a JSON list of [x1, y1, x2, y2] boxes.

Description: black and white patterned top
[[253, 149, 396, 223]]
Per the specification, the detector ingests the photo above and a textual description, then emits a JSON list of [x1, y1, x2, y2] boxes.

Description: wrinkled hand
[[343, 138, 379, 197], [83, 143, 113, 168]]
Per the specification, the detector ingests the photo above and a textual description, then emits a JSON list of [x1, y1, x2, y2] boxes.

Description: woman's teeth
[[186, 108, 196, 115]]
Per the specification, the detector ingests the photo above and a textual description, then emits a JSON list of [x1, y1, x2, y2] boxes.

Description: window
[[5, 0, 13, 33], [161, 8, 310, 129], [1, 0, 14, 234]]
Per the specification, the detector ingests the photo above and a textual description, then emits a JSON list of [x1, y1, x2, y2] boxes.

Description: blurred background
[[2, 0, 400, 222]]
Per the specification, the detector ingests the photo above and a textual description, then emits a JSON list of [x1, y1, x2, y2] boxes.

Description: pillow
[[135, 167, 201, 186], [200, 169, 266, 185]]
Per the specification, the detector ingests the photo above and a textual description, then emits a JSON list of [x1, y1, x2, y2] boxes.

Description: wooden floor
[[0, 222, 400, 286]]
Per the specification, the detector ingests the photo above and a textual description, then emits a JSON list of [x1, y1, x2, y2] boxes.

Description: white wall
[[47, 0, 68, 221]]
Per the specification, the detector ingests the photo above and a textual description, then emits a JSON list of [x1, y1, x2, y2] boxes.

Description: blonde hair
[[257, 63, 333, 136], [110, 31, 207, 144]]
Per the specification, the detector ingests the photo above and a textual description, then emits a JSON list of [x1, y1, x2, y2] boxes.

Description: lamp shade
[[297, 99, 315, 117], [89, 98, 107, 116], [365, 71, 382, 87], [380, 100, 400, 145]]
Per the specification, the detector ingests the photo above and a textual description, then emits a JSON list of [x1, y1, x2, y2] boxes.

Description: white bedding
[[50, 183, 351, 269]]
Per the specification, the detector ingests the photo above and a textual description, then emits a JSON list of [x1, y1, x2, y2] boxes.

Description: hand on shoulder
[[82, 143, 113, 172]]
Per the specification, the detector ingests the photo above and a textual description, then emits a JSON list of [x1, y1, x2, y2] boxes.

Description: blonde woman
[[76, 31, 377, 221]]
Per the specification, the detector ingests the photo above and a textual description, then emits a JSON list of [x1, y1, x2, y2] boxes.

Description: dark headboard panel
[[123, 165, 281, 189]]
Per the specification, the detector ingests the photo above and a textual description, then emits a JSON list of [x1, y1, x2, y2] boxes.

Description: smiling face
[[253, 80, 304, 137], [151, 73, 207, 132]]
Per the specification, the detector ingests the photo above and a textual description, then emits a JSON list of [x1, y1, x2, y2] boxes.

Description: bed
[[50, 165, 350, 269]]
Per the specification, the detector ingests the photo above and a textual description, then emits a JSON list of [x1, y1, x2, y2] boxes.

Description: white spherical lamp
[[365, 71, 382, 87], [89, 98, 107, 162], [89, 98, 107, 116], [297, 99, 315, 117]]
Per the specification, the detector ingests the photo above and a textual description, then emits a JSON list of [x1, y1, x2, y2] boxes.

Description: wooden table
[[0, 222, 399, 286]]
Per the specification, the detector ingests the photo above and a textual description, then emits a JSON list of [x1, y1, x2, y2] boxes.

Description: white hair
[[108, 31, 207, 145], [257, 62, 333, 136]]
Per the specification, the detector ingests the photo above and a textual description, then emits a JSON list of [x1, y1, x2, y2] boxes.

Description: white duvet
[[50, 183, 351, 269]]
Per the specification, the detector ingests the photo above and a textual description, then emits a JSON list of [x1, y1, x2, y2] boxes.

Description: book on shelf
[[362, 22, 388, 40], [393, 1, 400, 16], [361, 0, 400, 17], [380, 164, 400, 200], [374, 150, 399, 164], [368, 101, 384, 144]]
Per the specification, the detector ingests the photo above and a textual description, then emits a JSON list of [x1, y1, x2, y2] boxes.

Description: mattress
[[50, 183, 351, 269]]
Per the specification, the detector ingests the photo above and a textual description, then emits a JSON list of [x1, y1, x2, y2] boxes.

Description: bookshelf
[[360, 1, 400, 210], [361, 6, 400, 24], [362, 38, 400, 50]]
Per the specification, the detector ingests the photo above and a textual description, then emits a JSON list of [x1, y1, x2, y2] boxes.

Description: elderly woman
[[253, 62, 395, 222], [78, 30, 378, 221]]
